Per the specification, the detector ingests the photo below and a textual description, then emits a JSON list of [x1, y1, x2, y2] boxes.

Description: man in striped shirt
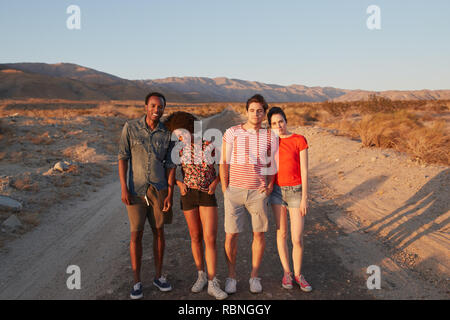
[[220, 94, 278, 294]]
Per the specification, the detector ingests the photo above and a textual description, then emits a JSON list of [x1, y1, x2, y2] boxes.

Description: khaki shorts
[[126, 185, 173, 231], [224, 186, 269, 234]]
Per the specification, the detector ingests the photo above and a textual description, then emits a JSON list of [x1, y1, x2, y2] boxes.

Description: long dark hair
[[267, 107, 287, 126]]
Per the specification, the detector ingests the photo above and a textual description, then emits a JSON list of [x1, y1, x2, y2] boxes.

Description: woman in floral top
[[163, 111, 227, 300], [179, 139, 217, 191]]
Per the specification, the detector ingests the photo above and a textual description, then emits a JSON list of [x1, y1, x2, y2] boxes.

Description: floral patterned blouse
[[179, 140, 217, 192]]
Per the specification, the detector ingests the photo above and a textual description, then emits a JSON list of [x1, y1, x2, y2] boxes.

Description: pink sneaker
[[282, 272, 293, 289], [295, 274, 312, 292]]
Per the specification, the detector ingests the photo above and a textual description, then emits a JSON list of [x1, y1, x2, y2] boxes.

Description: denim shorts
[[269, 184, 302, 209]]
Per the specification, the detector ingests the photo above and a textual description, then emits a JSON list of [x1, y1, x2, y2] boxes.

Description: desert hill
[[1, 62, 449, 102]]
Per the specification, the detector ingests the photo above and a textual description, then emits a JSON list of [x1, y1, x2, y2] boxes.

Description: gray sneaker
[[224, 277, 237, 294], [208, 277, 228, 300], [191, 270, 208, 293], [249, 277, 262, 293]]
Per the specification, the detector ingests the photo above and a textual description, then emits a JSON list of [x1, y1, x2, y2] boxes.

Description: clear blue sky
[[1, 0, 449, 91]]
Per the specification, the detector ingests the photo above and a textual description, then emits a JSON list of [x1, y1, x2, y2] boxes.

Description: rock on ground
[[0, 195, 23, 212]]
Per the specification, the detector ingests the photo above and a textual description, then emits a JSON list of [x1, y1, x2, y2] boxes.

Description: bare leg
[[152, 226, 165, 279], [199, 206, 218, 280], [183, 207, 205, 272], [224, 233, 239, 278], [272, 204, 291, 274], [289, 208, 305, 277], [250, 232, 266, 278], [130, 230, 143, 284]]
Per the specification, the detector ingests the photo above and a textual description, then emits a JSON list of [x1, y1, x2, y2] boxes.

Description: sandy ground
[[0, 108, 448, 300]]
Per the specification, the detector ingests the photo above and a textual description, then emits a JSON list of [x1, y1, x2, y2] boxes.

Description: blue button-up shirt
[[118, 115, 175, 196]]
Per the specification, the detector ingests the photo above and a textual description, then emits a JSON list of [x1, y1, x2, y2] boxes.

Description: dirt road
[[0, 109, 447, 300]]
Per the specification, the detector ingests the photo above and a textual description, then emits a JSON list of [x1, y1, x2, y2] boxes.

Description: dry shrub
[[117, 106, 144, 119], [11, 175, 39, 192], [96, 104, 121, 117], [403, 121, 450, 165], [350, 111, 449, 165], [356, 111, 419, 148], [429, 102, 450, 113], [334, 118, 359, 139], [165, 103, 228, 118], [62, 141, 105, 163], [360, 95, 397, 114], [357, 117, 386, 147], [280, 105, 321, 127], [321, 101, 350, 117], [66, 164, 80, 175], [232, 104, 247, 116], [288, 114, 307, 126], [30, 131, 53, 145]]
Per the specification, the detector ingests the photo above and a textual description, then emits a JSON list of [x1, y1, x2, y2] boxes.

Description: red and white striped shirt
[[223, 124, 278, 190]]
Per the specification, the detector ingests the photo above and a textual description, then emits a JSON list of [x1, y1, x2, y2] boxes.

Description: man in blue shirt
[[118, 92, 176, 299]]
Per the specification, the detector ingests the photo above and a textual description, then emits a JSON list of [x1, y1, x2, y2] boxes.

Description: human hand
[[121, 189, 131, 206], [259, 184, 273, 196], [163, 195, 172, 212], [177, 180, 188, 196], [300, 198, 308, 216], [208, 182, 217, 195]]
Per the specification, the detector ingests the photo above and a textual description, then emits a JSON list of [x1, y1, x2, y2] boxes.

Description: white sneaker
[[208, 278, 228, 300], [249, 277, 262, 293], [191, 270, 208, 293], [224, 277, 237, 294]]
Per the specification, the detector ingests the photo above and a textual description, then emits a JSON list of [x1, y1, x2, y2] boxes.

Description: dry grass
[[317, 99, 450, 166], [29, 131, 54, 145], [1, 97, 448, 167], [11, 174, 39, 192], [66, 164, 80, 175], [403, 121, 450, 165], [356, 111, 420, 148]]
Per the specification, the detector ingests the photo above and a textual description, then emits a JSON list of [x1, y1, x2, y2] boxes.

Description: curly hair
[[163, 111, 198, 134]]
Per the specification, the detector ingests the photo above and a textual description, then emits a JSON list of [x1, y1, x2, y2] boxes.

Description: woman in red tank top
[[267, 107, 312, 292]]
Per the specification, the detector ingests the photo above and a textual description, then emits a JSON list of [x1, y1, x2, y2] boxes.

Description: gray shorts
[[269, 184, 302, 209], [224, 186, 269, 233]]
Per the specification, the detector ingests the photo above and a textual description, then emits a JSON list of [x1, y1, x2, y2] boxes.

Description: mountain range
[[1, 62, 449, 102]]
